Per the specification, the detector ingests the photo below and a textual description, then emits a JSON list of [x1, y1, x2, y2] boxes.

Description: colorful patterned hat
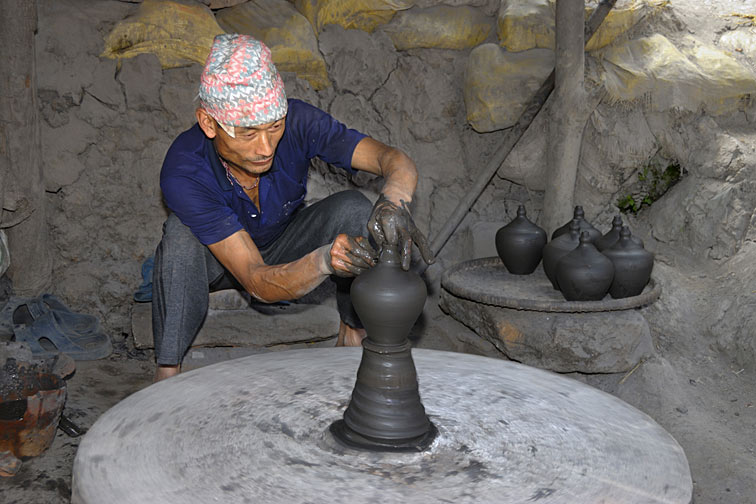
[[199, 34, 287, 130]]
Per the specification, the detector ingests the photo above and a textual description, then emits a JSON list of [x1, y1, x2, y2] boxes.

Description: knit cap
[[199, 34, 287, 133]]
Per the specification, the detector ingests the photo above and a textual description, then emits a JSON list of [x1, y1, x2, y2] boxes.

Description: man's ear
[[196, 108, 217, 139]]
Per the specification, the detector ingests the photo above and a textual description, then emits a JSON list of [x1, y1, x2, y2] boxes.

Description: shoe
[[133, 255, 154, 303], [12, 295, 112, 360]]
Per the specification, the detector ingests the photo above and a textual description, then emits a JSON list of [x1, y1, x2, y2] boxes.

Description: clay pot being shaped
[[495, 205, 547, 275], [341, 244, 432, 446], [556, 231, 615, 301], [551, 205, 601, 242], [602, 226, 654, 299], [542, 219, 581, 290], [595, 215, 644, 251], [350, 245, 427, 347]]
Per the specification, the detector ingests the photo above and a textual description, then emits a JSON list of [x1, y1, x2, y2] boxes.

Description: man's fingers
[[398, 227, 413, 271], [348, 237, 377, 266], [330, 258, 364, 277], [345, 250, 372, 270], [367, 212, 385, 245], [376, 205, 401, 246], [409, 220, 436, 265], [329, 234, 378, 277]]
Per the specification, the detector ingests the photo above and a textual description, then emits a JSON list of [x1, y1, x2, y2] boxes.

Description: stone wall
[[27, 0, 756, 348]]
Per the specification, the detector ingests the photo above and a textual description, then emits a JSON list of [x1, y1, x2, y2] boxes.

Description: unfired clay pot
[[602, 226, 654, 299], [542, 219, 581, 290], [341, 244, 432, 445], [551, 206, 601, 242], [596, 215, 644, 251], [495, 205, 547, 275], [556, 232, 615, 301]]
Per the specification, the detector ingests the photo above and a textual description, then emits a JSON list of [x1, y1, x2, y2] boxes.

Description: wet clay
[[331, 244, 436, 451]]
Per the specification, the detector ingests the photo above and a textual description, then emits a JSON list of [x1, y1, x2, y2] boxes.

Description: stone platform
[[440, 258, 660, 373], [131, 290, 340, 351], [72, 348, 691, 504]]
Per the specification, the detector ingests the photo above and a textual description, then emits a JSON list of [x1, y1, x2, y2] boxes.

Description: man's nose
[[256, 132, 274, 157]]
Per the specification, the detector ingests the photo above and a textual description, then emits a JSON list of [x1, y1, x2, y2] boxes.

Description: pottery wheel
[[72, 348, 691, 504], [442, 257, 661, 312]]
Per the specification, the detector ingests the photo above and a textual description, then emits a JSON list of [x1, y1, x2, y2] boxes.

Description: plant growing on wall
[[616, 158, 684, 214]]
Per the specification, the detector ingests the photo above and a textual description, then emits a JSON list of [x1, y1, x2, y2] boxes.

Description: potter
[[152, 34, 434, 381]]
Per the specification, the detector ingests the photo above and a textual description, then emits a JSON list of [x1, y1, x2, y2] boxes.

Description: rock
[[497, 0, 668, 53], [412, 0, 500, 16], [216, 0, 330, 90], [719, 27, 756, 62], [574, 103, 659, 216], [439, 290, 655, 373], [101, 0, 223, 68], [496, 0, 554, 53], [647, 176, 756, 260], [382, 5, 492, 50], [597, 34, 756, 116], [131, 298, 340, 349], [464, 44, 554, 132], [293, 0, 412, 33], [201, 0, 247, 7]]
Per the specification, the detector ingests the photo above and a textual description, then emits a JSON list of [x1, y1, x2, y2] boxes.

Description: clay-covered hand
[[326, 234, 377, 277], [367, 194, 435, 270]]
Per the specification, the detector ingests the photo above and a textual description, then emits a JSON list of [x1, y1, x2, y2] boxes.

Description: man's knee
[[158, 214, 203, 256], [331, 190, 372, 237]]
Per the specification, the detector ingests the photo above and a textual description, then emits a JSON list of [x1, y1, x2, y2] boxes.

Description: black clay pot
[[596, 215, 644, 251], [542, 219, 581, 290], [556, 232, 614, 301], [341, 245, 432, 446], [551, 205, 601, 242], [602, 226, 654, 299], [495, 205, 547, 275], [350, 246, 427, 346]]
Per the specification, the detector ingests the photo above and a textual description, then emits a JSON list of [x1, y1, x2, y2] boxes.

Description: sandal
[[12, 295, 112, 361]]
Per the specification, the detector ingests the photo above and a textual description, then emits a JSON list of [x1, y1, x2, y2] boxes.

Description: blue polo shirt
[[160, 99, 367, 248]]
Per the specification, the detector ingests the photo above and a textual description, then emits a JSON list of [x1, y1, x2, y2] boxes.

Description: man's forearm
[[240, 245, 332, 303], [378, 148, 417, 205]]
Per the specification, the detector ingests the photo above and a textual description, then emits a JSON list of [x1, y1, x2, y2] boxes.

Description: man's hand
[[324, 234, 377, 277], [367, 194, 435, 270]]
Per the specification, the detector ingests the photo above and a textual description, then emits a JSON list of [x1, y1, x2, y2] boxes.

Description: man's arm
[[350, 137, 434, 269], [350, 137, 417, 206], [208, 230, 373, 303]]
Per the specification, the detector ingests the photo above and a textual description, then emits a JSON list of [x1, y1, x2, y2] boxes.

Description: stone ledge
[[439, 288, 654, 374], [131, 297, 340, 350]]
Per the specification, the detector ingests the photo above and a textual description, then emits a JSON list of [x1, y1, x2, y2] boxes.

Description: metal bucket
[[0, 344, 71, 476]]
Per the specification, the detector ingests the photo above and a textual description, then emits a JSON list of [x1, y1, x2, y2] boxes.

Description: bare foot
[[335, 321, 366, 347], [154, 364, 180, 382]]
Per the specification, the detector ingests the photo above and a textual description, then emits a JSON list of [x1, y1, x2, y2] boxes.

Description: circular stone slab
[[72, 348, 691, 504], [442, 258, 661, 312]]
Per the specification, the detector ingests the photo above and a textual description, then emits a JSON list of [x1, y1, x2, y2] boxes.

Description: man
[[152, 34, 434, 381]]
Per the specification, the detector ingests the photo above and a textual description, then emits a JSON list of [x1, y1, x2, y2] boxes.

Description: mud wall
[[25, 0, 756, 362]]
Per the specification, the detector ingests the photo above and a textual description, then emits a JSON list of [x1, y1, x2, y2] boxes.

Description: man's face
[[198, 108, 286, 176]]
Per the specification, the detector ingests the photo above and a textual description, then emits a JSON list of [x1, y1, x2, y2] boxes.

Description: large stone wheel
[[73, 348, 692, 504]]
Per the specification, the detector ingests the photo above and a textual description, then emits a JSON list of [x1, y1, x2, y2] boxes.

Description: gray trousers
[[152, 190, 372, 366]]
